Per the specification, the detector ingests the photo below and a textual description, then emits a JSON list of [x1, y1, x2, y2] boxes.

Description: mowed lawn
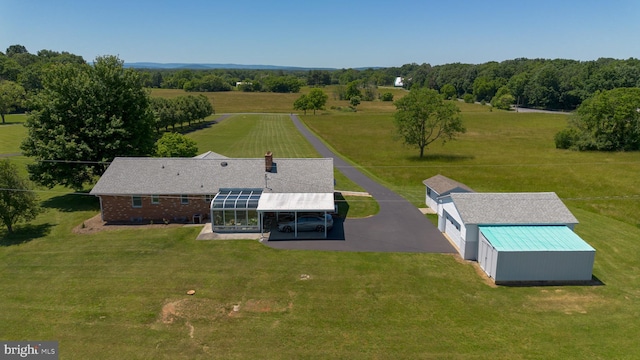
[[0, 114, 27, 156], [1, 100, 640, 358]]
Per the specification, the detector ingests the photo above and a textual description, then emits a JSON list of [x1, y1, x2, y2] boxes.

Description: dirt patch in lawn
[[73, 214, 184, 234], [528, 289, 605, 314]]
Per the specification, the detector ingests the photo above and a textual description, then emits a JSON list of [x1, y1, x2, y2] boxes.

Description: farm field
[[150, 86, 407, 114], [1, 91, 640, 358]]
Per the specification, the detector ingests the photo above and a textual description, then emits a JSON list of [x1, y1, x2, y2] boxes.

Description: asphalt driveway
[[262, 114, 455, 253]]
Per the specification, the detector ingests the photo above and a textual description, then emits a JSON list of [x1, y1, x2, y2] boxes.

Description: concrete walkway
[[260, 114, 455, 253]]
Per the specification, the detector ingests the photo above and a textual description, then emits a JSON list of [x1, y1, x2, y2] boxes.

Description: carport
[[257, 192, 334, 238]]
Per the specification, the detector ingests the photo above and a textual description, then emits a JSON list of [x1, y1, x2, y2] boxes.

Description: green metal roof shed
[[478, 225, 595, 283]]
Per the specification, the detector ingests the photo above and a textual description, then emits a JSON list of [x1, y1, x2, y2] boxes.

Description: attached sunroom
[[210, 188, 262, 232]]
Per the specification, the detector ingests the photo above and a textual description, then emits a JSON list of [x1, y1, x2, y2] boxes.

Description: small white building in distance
[[394, 77, 404, 87]]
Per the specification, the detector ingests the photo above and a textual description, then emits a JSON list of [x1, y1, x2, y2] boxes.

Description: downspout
[[209, 198, 213, 233]]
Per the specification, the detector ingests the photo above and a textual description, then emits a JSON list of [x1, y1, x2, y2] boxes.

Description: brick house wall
[[99, 194, 211, 224]]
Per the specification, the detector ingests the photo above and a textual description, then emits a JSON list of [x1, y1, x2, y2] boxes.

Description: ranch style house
[[90, 151, 335, 235]]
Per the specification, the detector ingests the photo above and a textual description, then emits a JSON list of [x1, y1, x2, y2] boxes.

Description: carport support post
[[324, 211, 327, 238]]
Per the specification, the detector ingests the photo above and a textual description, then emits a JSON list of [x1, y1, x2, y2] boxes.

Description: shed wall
[[425, 188, 439, 211], [463, 224, 479, 260], [478, 233, 498, 279], [494, 250, 595, 283]]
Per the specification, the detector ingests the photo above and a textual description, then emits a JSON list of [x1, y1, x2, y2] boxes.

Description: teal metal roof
[[479, 226, 595, 252]]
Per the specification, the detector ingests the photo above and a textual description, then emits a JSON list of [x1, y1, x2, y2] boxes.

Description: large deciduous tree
[[307, 88, 328, 115], [293, 94, 310, 115], [0, 80, 25, 123], [393, 88, 465, 158], [21, 55, 155, 189], [555, 87, 640, 151], [0, 159, 41, 234]]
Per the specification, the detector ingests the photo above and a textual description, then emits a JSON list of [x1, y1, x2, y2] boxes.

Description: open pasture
[[150, 86, 406, 114], [1, 97, 640, 358], [303, 105, 640, 227]]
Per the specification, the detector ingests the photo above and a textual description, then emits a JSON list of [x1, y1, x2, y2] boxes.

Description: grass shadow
[[407, 153, 475, 162], [0, 223, 54, 246], [41, 192, 100, 213]]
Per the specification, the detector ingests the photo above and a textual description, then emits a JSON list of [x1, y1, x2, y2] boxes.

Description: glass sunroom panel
[[236, 210, 247, 226], [213, 211, 224, 226], [248, 210, 258, 226], [224, 210, 235, 225]]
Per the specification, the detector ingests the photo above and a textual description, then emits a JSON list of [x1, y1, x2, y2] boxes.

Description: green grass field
[[0, 114, 27, 156], [2, 93, 640, 359]]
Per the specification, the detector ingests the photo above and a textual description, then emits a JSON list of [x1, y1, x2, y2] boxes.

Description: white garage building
[[439, 192, 595, 283]]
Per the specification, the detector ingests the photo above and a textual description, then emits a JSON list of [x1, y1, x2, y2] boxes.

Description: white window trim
[[132, 196, 142, 208], [151, 195, 160, 204], [181, 194, 189, 205]]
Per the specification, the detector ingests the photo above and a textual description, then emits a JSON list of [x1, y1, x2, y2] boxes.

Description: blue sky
[[2, 0, 640, 68]]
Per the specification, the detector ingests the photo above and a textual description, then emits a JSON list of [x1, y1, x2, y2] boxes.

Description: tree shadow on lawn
[[0, 223, 54, 246], [41, 192, 100, 213], [407, 153, 475, 163], [180, 120, 219, 135]]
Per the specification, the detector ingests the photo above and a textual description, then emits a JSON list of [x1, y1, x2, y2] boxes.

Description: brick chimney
[[265, 151, 273, 172]]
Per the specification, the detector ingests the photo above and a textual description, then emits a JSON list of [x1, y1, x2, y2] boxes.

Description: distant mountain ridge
[[124, 62, 341, 71]]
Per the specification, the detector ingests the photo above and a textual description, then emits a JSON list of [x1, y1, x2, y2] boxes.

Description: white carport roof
[[257, 193, 334, 212]]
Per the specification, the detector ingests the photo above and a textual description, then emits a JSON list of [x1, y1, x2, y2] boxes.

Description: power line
[[4, 156, 640, 169]]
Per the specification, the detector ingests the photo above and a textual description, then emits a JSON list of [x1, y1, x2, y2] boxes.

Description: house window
[[181, 195, 189, 204], [204, 195, 213, 203], [151, 195, 160, 204], [427, 188, 432, 196], [132, 196, 142, 208]]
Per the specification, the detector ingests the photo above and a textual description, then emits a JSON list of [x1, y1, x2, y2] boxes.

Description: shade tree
[[21, 55, 156, 189], [155, 132, 199, 157], [555, 87, 640, 151], [0, 159, 41, 234], [393, 88, 465, 158], [0, 80, 25, 123]]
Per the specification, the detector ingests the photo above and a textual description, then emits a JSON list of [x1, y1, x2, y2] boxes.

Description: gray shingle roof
[[450, 192, 578, 225], [193, 151, 228, 159], [422, 174, 474, 195], [90, 156, 334, 195]]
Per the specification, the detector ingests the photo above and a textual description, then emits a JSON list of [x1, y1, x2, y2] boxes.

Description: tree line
[[5, 43, 640, 111], [150, 94, 213, 132], [134, 58, 640, 111]]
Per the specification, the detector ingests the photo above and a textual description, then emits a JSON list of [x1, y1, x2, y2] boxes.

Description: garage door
[[445, 212, 462, 250]]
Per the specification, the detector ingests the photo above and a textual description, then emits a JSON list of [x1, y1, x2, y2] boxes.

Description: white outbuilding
[[439, 192, 595, 284], [423, 174, 474, 211]]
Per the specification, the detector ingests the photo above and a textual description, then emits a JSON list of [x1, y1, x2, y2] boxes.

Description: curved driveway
[[264, 114, 455, 253]]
